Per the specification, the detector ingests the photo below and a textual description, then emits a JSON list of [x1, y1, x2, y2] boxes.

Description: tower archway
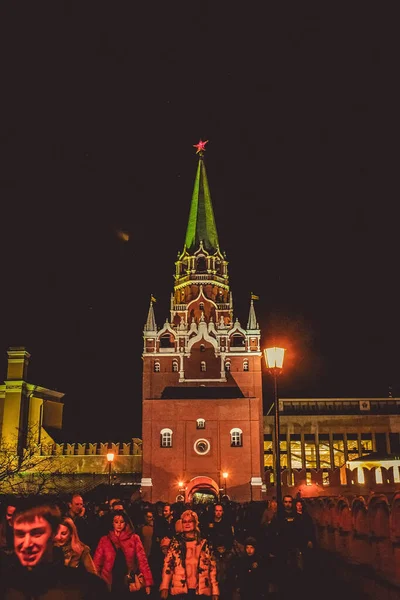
[[186, 476, 219, 504]]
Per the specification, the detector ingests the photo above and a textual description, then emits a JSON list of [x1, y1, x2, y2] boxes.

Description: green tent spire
[[184, 155, 220, 254]]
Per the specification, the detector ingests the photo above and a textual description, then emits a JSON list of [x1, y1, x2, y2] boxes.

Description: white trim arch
[[230, 427, 243, 447], [160, 428, 173, 448]]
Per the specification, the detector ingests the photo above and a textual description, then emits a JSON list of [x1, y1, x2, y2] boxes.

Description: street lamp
[[264, 346, 285, 506], [222, 471, 228, 497], [107, 449, 115, 487]]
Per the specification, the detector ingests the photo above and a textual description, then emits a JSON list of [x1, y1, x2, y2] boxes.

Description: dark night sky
[[0, 3, 398, 442]]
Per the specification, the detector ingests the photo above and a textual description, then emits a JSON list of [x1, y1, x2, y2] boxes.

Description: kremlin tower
[[141, 142, 264, 502]]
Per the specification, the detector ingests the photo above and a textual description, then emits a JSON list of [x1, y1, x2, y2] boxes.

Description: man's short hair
[[13, 500, 62, 534]]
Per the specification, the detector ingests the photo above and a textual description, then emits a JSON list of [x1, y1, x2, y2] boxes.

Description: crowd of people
[[0, 491, 316, 599]]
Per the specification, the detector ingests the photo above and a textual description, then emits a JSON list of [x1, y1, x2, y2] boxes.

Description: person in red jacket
[[94, 509, 153, 597]]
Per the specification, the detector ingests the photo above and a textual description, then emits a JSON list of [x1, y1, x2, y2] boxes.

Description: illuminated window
[[361, 434, 373, 455], [322, 471, 330, 486], [225, 361, 231, 372], [305, 434, 317, 468], [306, 471, 312, 486], [172, 360, 179, 372], [196, 418, 205, 429], [318, 434, 331, 468], [333, 434, 345, 467], [243, 360, 249, 371], [200, 361, 206, 372], [160, 428, 173, 448], [346, 434, 359, 461], [154, 361, 160, 373], [290, 440, 302, 469], [230, 428, 243, 447], [394, 466, 400, 483]]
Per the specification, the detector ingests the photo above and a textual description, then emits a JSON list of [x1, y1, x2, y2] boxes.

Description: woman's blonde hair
[[60, 517, 85, 556]]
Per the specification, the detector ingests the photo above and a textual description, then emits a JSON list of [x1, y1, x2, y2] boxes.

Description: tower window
[[200, 344, 205, 352], [160, 428, 173, 448], [172, 360, 179, 372], [243, 360, 249, 371], [199, 303, 204, 311], [197, 418, 205, 429], [160, 333, 175, 349], [231, 334, 245, 347], [154, 361, 160, 373], [200, 361, 206, 372], [230, 428, 243, 447]]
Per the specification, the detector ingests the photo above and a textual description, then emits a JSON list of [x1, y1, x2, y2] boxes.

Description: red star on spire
[[193, 139, 209, 155]]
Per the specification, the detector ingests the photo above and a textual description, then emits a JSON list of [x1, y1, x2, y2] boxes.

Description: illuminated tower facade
[[141, 143, 264, 503]]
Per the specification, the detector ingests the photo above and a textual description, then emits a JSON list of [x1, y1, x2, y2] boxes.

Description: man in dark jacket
[[0, 499, 109, 599]]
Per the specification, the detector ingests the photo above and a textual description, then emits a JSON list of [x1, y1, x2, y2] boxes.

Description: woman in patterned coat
[[160, 509, 219, 599]]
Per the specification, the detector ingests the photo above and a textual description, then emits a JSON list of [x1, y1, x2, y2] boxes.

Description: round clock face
[[194, 438, 210, 455]]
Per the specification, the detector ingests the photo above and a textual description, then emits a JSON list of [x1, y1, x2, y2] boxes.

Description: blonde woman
[[160, 509, 219, 599], [54, 516, 97, 575]]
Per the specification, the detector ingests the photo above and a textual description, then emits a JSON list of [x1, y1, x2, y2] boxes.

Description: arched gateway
[[185, 476, 219, 503]]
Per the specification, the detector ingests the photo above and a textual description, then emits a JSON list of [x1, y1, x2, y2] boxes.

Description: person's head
[[12, 502, 61, 570], [163, 503, 173, 519], [295, 500, 304, 514], [269, 499, 278, 512], [5, 503, 17, 526], [214, 504, 224, 521], [181, 509, 200, 539], [111, 499, 124, 512], [244, 536, 257, 557], [54, 517, 84, 554], [110, 510, 133, 536], [68, 495, 84, 518], [144, 511, 154, 526], [283, 495, 293, 513], [160, 536, 171, 555]]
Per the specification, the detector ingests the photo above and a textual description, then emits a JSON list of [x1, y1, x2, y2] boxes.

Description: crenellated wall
[[307, 492, 400, 587], [29, 438, 143, 475]]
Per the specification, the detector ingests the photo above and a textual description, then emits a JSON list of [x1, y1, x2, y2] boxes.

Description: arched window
[[200, 361, 206, 372], [243, 360, 249, 371], [200, 344, 205, 352], [231, 334, 245, 347], [172, 360, 179, 372], [160, 428, 173, 448], [199, 302, 204, 311], [160, 333, 174, 348], [225, 361, 231, 372], [230, 428, 243, 447], [196, 418, 205, 429], [154, 361, 160, 373]]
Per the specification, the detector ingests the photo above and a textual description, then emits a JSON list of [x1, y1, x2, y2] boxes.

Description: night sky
[[0, 3, 398, 443]]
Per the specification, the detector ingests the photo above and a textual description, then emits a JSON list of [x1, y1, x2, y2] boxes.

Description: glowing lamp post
[[222, 472, 228, 497], [107, 450, 115, 488], [264, 347, 285, 505]]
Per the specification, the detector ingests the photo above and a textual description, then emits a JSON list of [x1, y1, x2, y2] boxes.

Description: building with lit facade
[[264, 396, 400, 497], [141, 144, 264, 503]]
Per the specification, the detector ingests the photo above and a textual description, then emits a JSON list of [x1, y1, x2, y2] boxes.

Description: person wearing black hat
[[214, 534, 237, 600], [235, 536, 268, 600]]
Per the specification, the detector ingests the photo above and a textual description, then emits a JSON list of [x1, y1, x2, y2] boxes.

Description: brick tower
[[141, 142, 264, 503]]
